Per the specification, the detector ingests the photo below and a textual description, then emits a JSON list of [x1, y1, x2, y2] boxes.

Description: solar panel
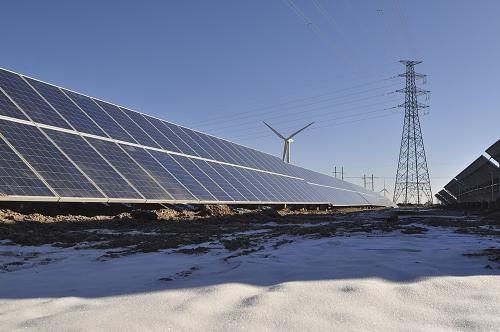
[[45, 129, 142, 199], [64, 90, 135, 142], [94, 100, 161, 149], [0, 135, 54, 197], [192, 159, 247, 202], [119, 145, 195, 201], [486, 140, 500, 164], [0, 70, 71, 129], [25, 78, 107, 137], [0, 67, 394, 206], [0, 120, 102, 198], [87, 138, 170, 200], [148, 150, 214, 201], [0, 89, 28, 120], [172, 155, 233, 201]]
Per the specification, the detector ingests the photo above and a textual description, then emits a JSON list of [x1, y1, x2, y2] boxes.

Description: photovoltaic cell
[[210, 163, 256, 201], [120, 145, 195, 201], [0, 67, 395, 207], [158, 121, 200, 156], [256, 172, 287, 201], [26, 78, 106, 137], [271, 175, 298, 201], [192, 159, 247, 201], [218, 139, 257, 168], [0, 89, 27, 120], [45, 129, 142, 199], [179, 129, 216, 159], [94, 100, 161, 148], [236, 168, 274, 201], [0, 70, 71, 129], [0, 136, 54, 197], [202, 135, 240, 165], [0, 120, 103, 198], [121, 110, 182, 153], [149, 150, 213, 201], [172, 155, 232, 201], [64, 90, 135, 143], [223, 166, 264, 201], [88, 137, 169, 200]]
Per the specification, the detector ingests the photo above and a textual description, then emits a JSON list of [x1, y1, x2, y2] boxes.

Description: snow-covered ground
[[0, 225, 499, 331]]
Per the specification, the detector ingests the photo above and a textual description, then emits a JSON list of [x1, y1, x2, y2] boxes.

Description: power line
[[207, 95, 398, 135], [282, 0, 358, 70], [229, 105, 399, 140], [204, 84, 395, 131], [190, 75, 398, 126], [311, 0, 361, 62], [392, 0, 419, 57]]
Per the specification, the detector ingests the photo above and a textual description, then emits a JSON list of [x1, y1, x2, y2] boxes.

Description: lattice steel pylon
[[393, 60, 433, 205]]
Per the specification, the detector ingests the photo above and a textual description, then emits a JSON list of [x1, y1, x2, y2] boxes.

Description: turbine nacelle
[[263, 121, 314, 164]]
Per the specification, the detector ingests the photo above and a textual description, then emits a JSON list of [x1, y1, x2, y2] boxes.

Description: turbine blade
[[263, 121, 286, 140], [288, 122, 315, 139], [282, 143, 287, 162]]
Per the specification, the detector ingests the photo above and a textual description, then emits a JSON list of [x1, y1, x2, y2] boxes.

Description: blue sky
[[1, 0, 499, 196]]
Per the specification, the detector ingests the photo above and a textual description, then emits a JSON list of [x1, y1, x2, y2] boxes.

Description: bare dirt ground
[[0, 205, 498, 269], [1, 206, 499, 331]]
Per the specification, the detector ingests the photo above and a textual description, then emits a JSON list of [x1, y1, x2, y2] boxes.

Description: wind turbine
[[380, 178, 391, 198], [263, 121, 314, 163]]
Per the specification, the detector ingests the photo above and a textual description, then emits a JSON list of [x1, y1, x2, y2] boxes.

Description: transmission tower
[[393, 60, 433, 205]]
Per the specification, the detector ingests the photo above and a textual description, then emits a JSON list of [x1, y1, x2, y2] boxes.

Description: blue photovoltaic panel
[[258, 172, 289, 201], [172, 155, 233, 201], [272, 175, 301, 202], [0, 69, 71, 129], [158, 121, 200, 156], [209, 163, 256, 201], [94, 100, 161, 148], [45, 129, 142, 199], [0, 89, 28, 120], [87, 137, 170, 200], [197, 132, 235, 163], [64, 90, 135, 143], [314, 185, 368, 205], [192, 159, 247, 201], [202, 135, 241, 165], [0, 120, 103, 198], [26, 78, 106, 137], [139, 115, 182, 153], [179, 129, 217, 160], [149, 150, 214, 201], [0, 136, 54, 197], [223, 142, 257, 169], [120, 144, 196, 201], [225, 166, 266, 201], [253, 171, 286, 201], [237, 168, 275, 201], [120, 109, 182, 153], [0, 67, 395, 207]]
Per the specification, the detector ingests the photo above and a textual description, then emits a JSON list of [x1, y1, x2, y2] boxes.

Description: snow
[[0, 227, 499, 331]]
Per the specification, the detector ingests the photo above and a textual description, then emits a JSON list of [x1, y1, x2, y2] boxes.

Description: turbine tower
[[393, 60, 433, 205], [263, 121, 314, 163]]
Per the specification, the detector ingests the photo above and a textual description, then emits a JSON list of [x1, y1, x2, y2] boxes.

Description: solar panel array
[[438, 142, 500, 206], [0, 67, 394, 206]]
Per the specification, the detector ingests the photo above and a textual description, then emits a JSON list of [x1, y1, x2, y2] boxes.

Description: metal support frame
[[393, 60, 433, 205]]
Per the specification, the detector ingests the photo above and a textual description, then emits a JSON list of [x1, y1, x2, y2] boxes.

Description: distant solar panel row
[[0, 67, 394, 206], [438, 142, 500, 205]]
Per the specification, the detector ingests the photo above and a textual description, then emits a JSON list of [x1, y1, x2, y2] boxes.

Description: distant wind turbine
[[380, 179, 390, 198], [263, 121, 314, 164]]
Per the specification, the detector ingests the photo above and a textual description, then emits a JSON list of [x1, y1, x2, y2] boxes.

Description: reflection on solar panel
[[0, 67, 394, 206], [486, 140, 500, 164]]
